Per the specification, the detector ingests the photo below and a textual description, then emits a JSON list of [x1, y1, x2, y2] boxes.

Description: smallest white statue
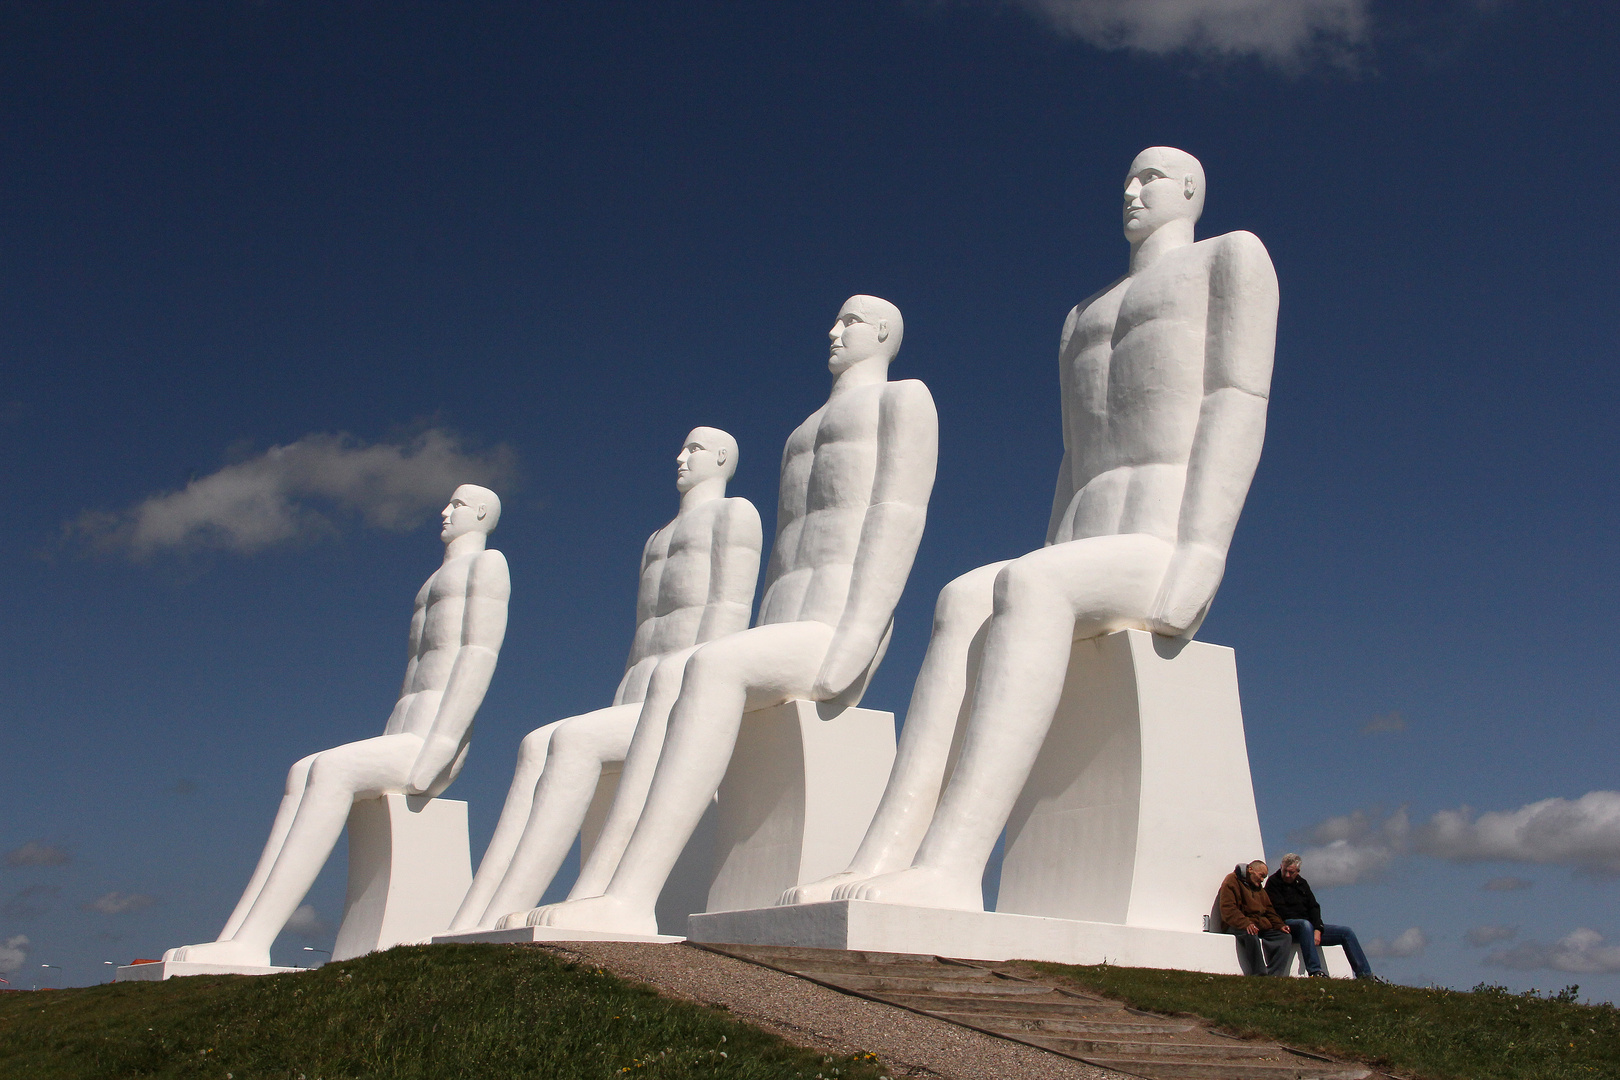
[[165, 485, 509, 968]]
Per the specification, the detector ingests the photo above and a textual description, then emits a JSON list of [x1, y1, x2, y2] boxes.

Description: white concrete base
[[997, 629, 1264, 933], [433, 925, 684, 946], [687, 900, 1353, 977], [332, 794, 472, 961], [705, 699, 896, 913], [115, 961, 307, 981]]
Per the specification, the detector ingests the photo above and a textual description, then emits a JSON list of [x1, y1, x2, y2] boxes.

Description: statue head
[[441, 484, 501, 542], [1122, 146, 1205, 245], [828, 295, 903, 375], [676, 426, 738, 494]]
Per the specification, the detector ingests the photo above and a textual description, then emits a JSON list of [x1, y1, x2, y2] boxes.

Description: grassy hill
[[0, 944, 887, 1080], [1022, 960, 1620, 1080]]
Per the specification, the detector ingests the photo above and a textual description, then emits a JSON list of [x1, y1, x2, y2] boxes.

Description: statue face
[[828, 304, 888, 375], [440, 486, 490, 541], [1122, 149, 1201, 243], [676, 431, 729, 494]]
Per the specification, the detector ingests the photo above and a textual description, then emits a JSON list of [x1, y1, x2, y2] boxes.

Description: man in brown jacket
[[1217, 860, 1296, 976]]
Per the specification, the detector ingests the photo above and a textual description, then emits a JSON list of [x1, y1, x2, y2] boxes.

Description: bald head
[[676, 426, 738, 495], [1123, 146, 1206, 244], [441, 484, 501, 543], [829, 294, 904, 375]]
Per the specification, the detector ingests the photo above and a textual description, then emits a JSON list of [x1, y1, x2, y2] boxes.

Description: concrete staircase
[[695, 943, 1371, 1080]]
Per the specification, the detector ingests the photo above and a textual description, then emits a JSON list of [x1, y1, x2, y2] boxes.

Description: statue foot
[[778, 870, 866, 906], [517, 895, 658, 936], [161, 940, 274, 967], [831, 866, 983, 911]]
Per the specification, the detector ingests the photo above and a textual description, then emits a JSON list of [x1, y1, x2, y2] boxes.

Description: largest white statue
[[508, 295, 938, 936], [165, 485, 509, 967], [787, 147, 1278, 911]]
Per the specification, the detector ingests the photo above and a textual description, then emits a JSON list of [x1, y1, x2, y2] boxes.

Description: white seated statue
[[505, 295, 938, 936], [784, 148, 1278, 912], [164, 485, 510, 967], [448, 429, 761, 931]]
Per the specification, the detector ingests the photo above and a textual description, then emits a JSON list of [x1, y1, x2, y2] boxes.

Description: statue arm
[[1148, 232, 1277, 637], [1045, 305, 1083, 546], [696, 497, 762, 642], [812, 380, 939, 699], [408, 549, 512, 792]]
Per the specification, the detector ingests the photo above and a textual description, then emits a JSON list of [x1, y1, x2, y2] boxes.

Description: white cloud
[[1366, 927, 1427, 958], [1413, 791, 1620, 878], [1488, 928, 1620, 975], [1483, 875, 1533, 892], [1296, 807, 1409, 886], [4, 841, 71, 867], [82, 891, 155, 915], [284, 905, 329, 939], [0, 935, 28, 975], [1360, 710, 1405, 734], [76, 428, 515, 557], [1013, 0, 1369, 61], [1464, 925, 1518, 947]]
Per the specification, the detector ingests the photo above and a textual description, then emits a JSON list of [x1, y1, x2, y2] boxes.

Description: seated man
[[449, 429, 760, 931], [1266, 852, 1374, 979], [505, 295, 937, 936], [1218, 860, 1295, 977], [165, 485, 509, 967]]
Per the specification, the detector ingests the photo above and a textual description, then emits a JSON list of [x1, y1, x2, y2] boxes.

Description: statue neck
[[831, 356, 892, 396], [1129, 219, 1195, 275], [679, 477, 728, 512], [443, 531, 488, 562]]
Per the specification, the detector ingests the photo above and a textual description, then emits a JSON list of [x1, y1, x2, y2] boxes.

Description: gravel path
[[530, 941, 1130, 1080]]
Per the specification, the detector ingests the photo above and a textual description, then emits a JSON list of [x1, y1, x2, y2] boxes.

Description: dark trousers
[[1235, 928, 1295, 976]]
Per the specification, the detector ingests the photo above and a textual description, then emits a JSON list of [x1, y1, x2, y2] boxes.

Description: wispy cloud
[[2, 885, 59, 920], [1366, 927, 1427, 958], [4, 842, 71, 867], [1296, 807, 1409, 886], [0, 935, 28, 975], [1465, 924, 1518, 947], [1012, 0, 1369, 62], [1483, 875, 1533, 892], [1297, 791, 1620, 886], [284, 905, 330, 939], [1360, 710, 1405, 734], [1488, 928, 1620, 974], [73, 428, 515, 558], [82, 892, 155, 915]]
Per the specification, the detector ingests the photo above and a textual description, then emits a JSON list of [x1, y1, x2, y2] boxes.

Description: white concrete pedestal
[[437, 700, 895, 946], [333, 794, 472, 961]]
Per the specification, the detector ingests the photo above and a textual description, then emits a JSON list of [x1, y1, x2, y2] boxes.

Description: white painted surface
[[115, 961, 306, 981], [997, 629, 1262, 932], [434, 926, 684, 945], [707, 701, 896, 913], [331, 794, 472, 961]]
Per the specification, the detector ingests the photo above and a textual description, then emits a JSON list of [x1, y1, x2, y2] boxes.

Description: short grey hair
[[1279, 852, 1302, 869]]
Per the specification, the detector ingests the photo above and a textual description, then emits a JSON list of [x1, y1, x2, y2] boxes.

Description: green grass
[[1019, 961, 1620, 1080], [0, 944, 889, 1080]]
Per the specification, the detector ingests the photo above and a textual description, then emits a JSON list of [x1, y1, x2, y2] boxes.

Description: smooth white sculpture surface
[[786, 148, 1277, 912], [331, 794, 472, 960], [448, 430, 761, 931], [162, 485, 509, 968], [508, 295, 938, 936]]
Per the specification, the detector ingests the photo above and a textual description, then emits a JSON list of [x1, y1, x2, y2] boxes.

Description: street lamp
[[301, 946, 331, 966], [40, 964, 63, 990]]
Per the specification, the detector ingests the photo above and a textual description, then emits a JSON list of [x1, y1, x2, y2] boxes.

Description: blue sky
[[4, 0, 1619, 997]]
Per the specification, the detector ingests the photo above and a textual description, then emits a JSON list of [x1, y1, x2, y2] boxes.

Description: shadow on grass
[[0, 944, 889, 1080]]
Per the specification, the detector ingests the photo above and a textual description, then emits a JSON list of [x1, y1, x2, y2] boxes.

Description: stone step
[[1021, 1034, 1275, 1059], [768, 958, 999, 980], [1081, 1055, 1370, 1080], [930, 1012, 1197, 1035], [817, 972, 1053, 995], [881, 990, 1116, 1015], [706, 943, 935, 967]]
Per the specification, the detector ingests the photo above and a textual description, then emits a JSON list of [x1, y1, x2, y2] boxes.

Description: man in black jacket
[[1265, 853, 1375, 978]]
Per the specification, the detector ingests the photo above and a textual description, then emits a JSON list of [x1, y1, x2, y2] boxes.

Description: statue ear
[[1184, 175, 1197, 200], [715, 447, 728, 467], [876, 319, 889, 343], [476, 504, 488, 521]]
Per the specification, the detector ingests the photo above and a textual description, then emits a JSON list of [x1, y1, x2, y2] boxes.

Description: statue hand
[[1147, 543, 1226, 638], [407, 735, 462, 795]]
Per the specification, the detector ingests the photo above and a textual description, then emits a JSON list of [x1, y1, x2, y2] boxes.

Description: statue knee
[[517, 726, 555, 765], [285, 753, 320, 793], [993, 557, 1048, 609]]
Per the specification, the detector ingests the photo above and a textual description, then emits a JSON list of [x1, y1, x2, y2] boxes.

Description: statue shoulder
[[469, 548, 511, 598], [1206, 230, 1275, 273], [718, 496, 764, 547], [881, 377, 937, 415]]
